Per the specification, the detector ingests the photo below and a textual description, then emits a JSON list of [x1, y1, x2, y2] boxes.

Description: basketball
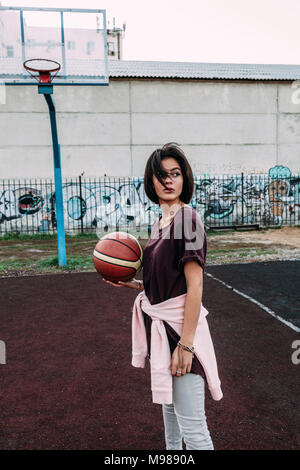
[[93, 232, 143, 282]]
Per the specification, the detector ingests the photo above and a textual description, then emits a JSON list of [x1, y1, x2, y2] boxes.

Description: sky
[[2, 0, 300, 64]]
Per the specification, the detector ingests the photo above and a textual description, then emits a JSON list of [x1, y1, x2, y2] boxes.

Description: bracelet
[[177, 340, 195, 355], [136, 280, 143, 290]]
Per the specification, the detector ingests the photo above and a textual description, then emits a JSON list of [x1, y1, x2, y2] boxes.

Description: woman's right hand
[[102, 277, 142, 290]]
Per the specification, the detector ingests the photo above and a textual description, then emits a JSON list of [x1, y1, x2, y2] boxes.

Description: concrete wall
[[0, 78, 300, 178]]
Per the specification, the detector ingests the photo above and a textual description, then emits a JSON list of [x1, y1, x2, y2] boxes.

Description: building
[[0, 7, 125, 66], [107, 18, 126, 60], [1, 60, 300, 179]]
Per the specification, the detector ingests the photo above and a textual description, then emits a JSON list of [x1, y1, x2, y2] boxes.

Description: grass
[[0, 232, 58, 241], [0, 254, 94, 273], [0, 232, 98, 241], [206, 246, 279, 262], [0, 260, 27, 271], [252, 249, 278, 256], [1, 224, 298, 243], [0, 227, 253, 242], [206, 248, 237, 253], [39, 255, 94, 270], [206, 229, 236, 237]]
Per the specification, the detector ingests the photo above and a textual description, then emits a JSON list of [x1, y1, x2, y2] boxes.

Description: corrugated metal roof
[[109, 60, 300, 81]]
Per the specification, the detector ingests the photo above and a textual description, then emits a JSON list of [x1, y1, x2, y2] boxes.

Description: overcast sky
[[2, 0, 300, 64]]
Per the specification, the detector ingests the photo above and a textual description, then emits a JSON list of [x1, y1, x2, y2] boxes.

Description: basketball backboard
[[0, 7, 109, 85]]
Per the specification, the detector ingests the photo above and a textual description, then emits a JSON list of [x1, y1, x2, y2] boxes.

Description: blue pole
[[39, 84, 67, 267]]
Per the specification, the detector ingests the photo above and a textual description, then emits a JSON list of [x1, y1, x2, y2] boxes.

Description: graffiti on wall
[[0, 165, 299, 233], [192, 166, 300, 226], [0, 179, 159, 233]]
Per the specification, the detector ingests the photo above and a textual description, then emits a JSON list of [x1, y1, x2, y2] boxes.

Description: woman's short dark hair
[[144, 143, 194, 204]]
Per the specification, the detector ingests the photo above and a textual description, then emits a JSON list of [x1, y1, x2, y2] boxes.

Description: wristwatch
[[136, 280, 143, 290]]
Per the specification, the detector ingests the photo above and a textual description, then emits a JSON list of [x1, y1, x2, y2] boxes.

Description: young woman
[[103, 143, 223, 450]]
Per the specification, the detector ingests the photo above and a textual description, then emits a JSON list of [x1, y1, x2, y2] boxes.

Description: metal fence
[[0, 173, 299, 236]]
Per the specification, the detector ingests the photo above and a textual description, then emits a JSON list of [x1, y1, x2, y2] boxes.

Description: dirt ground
[[209, 226, 300, 248], [206, 226, 300, 265], [0, 226, 299, 276]]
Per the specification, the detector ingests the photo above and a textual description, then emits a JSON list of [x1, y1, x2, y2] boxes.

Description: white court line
[[205, 271, 300, 333]]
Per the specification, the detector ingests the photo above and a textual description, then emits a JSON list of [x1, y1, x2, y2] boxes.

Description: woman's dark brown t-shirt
[[142, 205, 207, 379]]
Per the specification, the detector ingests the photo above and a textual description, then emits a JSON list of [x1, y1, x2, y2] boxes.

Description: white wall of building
[[0, 78, 299, 178]]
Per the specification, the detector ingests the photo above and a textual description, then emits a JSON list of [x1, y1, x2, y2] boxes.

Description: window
[[67, 40, 76, 50], [108, 42, 115, 55], [6, 46, 14, 58], [87, 41, 95, 55]]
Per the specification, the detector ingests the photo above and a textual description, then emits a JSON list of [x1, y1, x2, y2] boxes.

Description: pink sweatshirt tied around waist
[[131, 290, 223, 405]]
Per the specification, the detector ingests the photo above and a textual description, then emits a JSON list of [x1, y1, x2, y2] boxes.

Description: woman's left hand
[[171, 345, 193, 377]]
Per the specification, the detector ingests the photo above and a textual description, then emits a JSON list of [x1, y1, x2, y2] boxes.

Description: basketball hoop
[[23, 59, 61, 84], [23, 58, 66, 265]]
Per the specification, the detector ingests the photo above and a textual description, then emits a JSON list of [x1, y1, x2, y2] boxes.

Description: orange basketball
[[93, 231, 143, 282]]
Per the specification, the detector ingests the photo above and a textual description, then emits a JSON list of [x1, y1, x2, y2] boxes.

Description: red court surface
[[0, 268, 299, 450]]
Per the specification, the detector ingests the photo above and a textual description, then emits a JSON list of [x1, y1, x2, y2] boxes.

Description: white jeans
[[162, 373, 214, 450]]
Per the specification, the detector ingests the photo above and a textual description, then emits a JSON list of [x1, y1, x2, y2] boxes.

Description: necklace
[[159, 203, 185, 229]]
